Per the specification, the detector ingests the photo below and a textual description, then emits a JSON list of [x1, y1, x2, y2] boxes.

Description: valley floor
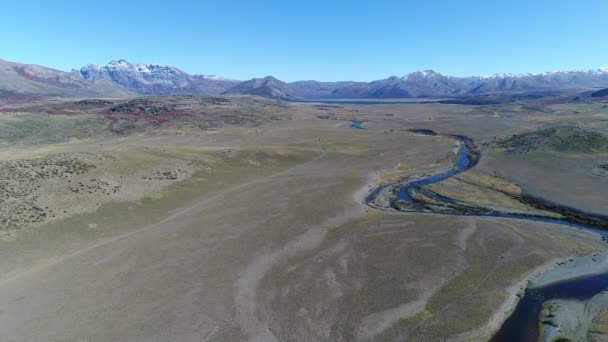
[[0, 97, 607, 341]]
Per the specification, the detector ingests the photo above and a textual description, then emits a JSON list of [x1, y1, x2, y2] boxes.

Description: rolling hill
[[222, 76, 298, 100], [498, 126, 608, 154], [591, 88, 608, 97]]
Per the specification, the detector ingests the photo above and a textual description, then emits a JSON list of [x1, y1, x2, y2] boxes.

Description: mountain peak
[[259, 76, 280, 82], [0, 58, 132, 99], [72, 59, 608, 99], [222, 75, 296, 100], [485, 73, 517, 79], [193, 74, 232, 81], [108, 59, 132, 66], [78, 60, 235, 95], [403, 70, 445, 79]]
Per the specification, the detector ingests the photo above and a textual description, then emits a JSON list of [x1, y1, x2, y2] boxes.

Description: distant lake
[[291, 99, 427, 105]]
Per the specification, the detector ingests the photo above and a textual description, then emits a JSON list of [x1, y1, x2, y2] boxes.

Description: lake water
[[293, 100, 424, 105]]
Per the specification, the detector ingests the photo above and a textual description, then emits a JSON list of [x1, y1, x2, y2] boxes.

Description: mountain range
[[78, 60, 240, 95], [0, 58, 133, 101], [2, 58, 608, 101]]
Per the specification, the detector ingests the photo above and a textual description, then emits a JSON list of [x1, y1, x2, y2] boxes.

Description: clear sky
[[1, 0, 607, 82]]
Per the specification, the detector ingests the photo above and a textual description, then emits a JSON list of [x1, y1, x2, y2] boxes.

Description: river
[[491, 271, 608, 341], [363, 129, 608, 340]]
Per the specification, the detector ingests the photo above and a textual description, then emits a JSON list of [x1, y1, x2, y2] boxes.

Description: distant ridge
[[327, 69, 608, 99], [2, 57, 608, 101], [221, 76, 297, 100], [76, 61, 608, 99], [0, 59, 132, 101], [79, 60, 239, 95], [591, 88, 608, 97]]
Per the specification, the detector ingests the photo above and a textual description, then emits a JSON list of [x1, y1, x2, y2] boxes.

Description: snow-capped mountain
[[79, 60, 238, 95], [328, 69, 608, 99], [193, 74, 231, 81], [4, 56, 607, 101], [73, 60, 608, 99]]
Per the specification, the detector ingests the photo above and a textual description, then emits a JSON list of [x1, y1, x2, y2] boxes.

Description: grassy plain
[[0, 95, 606, 341]]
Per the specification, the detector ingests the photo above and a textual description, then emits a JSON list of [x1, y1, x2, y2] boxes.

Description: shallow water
[[387, 136, 608, 340], [350, 121, 363, 129], [396, 140, 470, 203], [394, 139, 608, 236], [492, 272, 608, 342]]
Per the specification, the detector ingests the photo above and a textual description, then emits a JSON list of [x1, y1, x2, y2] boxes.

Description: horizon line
[[3, 56, 607, 83]]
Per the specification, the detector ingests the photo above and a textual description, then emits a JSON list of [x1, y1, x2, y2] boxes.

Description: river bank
[[363, 129, 608, 340], [366, 130, 608, 232], [492, 252, 608, 341], [537, 253, 608, 341]]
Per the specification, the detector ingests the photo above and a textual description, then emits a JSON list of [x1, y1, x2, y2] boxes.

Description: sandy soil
[[533, 252, 608, 287], [542, 292, 608, 342]]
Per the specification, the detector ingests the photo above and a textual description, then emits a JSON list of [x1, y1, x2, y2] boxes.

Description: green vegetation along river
[[364, 129, 608, 340]]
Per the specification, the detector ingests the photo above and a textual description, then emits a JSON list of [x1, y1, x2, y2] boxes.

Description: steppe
[[0, 95, 607, 341]]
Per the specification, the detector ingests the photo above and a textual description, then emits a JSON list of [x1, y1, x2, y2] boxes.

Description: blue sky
[[1, 0, 607, 81]]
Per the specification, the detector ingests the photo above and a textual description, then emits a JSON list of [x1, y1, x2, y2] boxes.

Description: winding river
[[363, 128, 608, 341], [350, 120, 363, 129], [396, 139, 470, 204]]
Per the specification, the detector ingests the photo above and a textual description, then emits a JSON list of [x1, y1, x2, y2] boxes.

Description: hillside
[[78, 60, 608, 99], [591, 88, 608, 97], [79, 60, 239, 95], [0, 59, 132, 102], [331, 70, 608, 99], [3, 57, 608, 101], [498, 126, 608, 154], [288, 80, 360, 98], [222, 76, 298, 100]]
